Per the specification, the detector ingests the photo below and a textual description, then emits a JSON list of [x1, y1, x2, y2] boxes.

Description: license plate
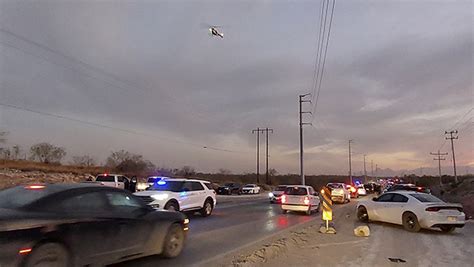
[[447, 216, 457, 222]]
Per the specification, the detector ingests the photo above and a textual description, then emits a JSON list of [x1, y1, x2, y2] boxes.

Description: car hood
[[134, 190, 172, 196]]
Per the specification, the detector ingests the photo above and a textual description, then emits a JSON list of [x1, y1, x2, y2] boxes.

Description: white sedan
[[240, 184, 261, 194], [356, 191, 465, 232]]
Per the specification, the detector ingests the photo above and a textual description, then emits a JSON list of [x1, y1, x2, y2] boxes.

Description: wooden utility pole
[[431, 150, 448, 186]]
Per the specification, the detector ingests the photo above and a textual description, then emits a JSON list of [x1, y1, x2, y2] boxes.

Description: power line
[[0, 101, 244, 153], [310, 0, 328, 102], [0, 28, 209, 120], [312, 0, 336, 120]]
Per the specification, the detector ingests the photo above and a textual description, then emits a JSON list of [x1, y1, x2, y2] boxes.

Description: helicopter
[[208, 26, 224, 38]]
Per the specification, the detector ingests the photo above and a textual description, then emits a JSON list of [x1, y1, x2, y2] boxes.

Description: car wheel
[[306, 206, 312, 215], [161, 223, 185, 258], [200, 199, 213, 217], [357, 206, 369, 222], [282, 209, 287, 214], [164, 201, 179, 211], [440, 226, 456, 233], [24, 243, 69, 267], [402, 212, 421, 232]]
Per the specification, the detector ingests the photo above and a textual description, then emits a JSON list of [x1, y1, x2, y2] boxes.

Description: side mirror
[[372, 197, 378, 201]]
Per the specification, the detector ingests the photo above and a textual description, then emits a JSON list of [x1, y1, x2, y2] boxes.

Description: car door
[[371, 193, 394, 221], [383, 193, 409, 224], [116, 176, 125, 189], [40, 190, 120, 265], [192, 182, 207, 208], [181, 181, 204, 210], [104, 190, 153, 255]]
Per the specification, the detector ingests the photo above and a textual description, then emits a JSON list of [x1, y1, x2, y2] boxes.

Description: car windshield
[[0, 186, 59, 209], [147, 177, 157, 183], [275, 186, 287, 191], [224, 183, 234, 187], [327, 183, 343, 189], [147, 181, 184, 192], [96, 175, 115, 182], [410, 194, 443, 203], [285, 187, 308, 196]]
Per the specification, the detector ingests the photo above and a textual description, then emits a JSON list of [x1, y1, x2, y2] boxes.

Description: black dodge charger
[[0, 183, 189, 267]]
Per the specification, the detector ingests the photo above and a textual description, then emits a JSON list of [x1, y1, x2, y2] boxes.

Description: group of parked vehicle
[[216, 183, 261, 195]]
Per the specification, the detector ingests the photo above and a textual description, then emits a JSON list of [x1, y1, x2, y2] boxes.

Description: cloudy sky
[[0, 0, 472, 175]]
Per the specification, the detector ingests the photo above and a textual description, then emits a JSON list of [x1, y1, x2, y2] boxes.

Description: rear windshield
[[275, 186, 287, 191], [410, 194, 442, 203], [327, 183, 343, 189], [147, 181, 184, 192], [285, 187, 308, 195], [0, 186, 58, 209], [96, 175, 115, 182]]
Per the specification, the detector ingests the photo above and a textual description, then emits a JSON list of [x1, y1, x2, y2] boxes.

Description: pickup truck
[[95, 174, 136, 192]]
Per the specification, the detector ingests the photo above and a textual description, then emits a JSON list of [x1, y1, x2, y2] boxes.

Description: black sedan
[[0, 183, 189, 267], [217, 183, 241, 195]]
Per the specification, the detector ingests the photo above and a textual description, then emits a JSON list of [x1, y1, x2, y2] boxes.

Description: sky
[[0, 0, 472, 175]]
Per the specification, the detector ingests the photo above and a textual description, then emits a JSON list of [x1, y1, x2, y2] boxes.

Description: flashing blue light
[[157, 180, 167, 185]]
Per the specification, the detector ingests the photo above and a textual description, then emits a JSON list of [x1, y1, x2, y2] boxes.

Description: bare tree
[[268, 168, 278, 176], [0, 148, 11, 159], [12, 145, 21, 160], [30, 143, 66, 163], [218, 168, 232, 175], [106, 150, 132, 168], [72, 155, 96, 167], [176, 166, 196, 177]]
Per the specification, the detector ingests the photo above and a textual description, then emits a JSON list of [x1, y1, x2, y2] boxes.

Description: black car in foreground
[[217, 183, 241, 195], [0, 184, 189, 267]]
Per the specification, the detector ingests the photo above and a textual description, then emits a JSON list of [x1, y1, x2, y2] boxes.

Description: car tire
[[402, 212, 421, 232], [440, 226, 456, 233], [282, 209, 287, 214], [306, 206, 312, 215], [164, 200, 179, 211], [357, 206, 369, 222], [24, 243, 69, 267], [200, 199, 213, 217], [161, 223, 185, 258]]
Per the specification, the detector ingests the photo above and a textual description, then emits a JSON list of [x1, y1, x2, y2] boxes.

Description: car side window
[[203, 183, 213, 190], [117, 176, 124, 182], [105, 191, 143, 212], [377, 193, 393, 202], [182, 181, 193, 191], [191, 182, 205, 191], [392, 194, 408, 203], [46, 192, 108, 213]]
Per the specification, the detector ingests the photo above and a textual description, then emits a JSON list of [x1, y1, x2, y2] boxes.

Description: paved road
[[114, 196, 318, 267]]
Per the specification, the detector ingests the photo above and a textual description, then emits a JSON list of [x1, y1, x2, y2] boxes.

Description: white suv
[[134, 178, 217, 217]]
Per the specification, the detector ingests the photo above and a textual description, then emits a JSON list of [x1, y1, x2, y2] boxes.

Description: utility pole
[[445, 130, 459, 183], [371, 160, 374, 178], [431, 150, 448, 186], [363, 154, 367, 183], [263, 128, 274, 184], [375, 164, 378, 179], [299, 93, 312, 185], [252, 128, 265, 184], [348, 140, 353, 185]]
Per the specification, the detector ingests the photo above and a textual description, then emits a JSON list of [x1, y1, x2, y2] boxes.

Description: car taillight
[[281, 195, 287, 203], [303, 196, 310, 205], [426, 207, 440, 212]]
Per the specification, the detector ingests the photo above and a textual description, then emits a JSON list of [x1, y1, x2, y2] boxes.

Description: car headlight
[[268, 192, 274, 197], [151, 194, 169, 200]]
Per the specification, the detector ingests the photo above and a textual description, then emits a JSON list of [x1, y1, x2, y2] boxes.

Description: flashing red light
[[18, 248, 32, 255], [303, 196, 310, 205], [281, 195, 287, 204], [25, 185, 45, 190]]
